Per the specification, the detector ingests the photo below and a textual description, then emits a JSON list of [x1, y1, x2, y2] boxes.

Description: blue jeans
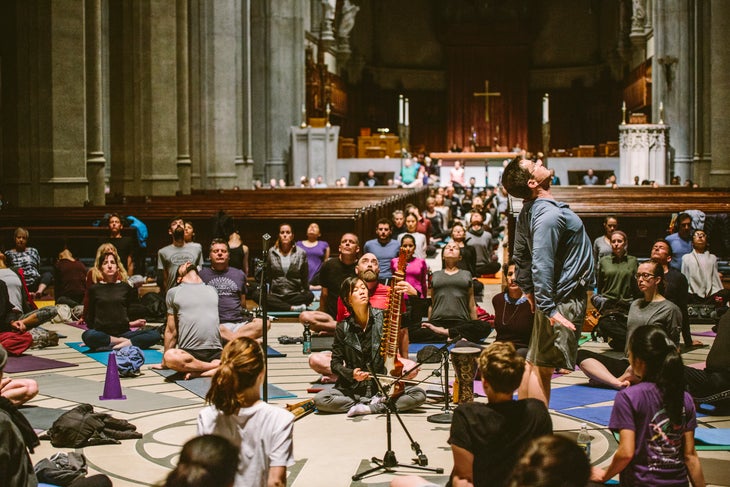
[[82, 328, 160, 350]]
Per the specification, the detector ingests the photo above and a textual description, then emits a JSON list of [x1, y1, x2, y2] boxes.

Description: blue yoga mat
[[695, 428, 730, 447], [558, 405, 615, 426], [66, 342, 163, 365], [408, 342, 454, 354], [67, 341, 284, 362], [549, 384, 618, 410]]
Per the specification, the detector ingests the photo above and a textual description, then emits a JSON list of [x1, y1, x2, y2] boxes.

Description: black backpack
[[140, 292, 166, 321], [594, 311, 628, 351]]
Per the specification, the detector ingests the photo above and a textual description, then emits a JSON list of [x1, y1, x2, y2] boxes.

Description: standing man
[[157, 217, 204, 292], [363, 219, 400, 284], [199, 239, 268, 342], [299, 233, 359, 333], [502, 157, 594, 406], [666, 213, 694, 271], [159, 262, 222, 378], [100, 213, 137, 275]]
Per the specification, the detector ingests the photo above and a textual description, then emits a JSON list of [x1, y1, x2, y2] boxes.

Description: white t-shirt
[[0, 268, 24, 311], [197, 401, 295, 487]]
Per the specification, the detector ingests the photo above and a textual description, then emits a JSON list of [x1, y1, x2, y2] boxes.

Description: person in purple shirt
[[590, 325, 705, 486], [295, 222, 330, 288], [199, 239, 268, 342]]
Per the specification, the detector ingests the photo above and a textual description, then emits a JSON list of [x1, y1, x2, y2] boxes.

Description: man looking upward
[[502, 157, 594, 406]]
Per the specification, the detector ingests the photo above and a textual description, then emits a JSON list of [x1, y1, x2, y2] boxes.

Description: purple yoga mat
[[66, 321, 89, 330], [4, 354, 78, 373], [691, 330, 717, 337]]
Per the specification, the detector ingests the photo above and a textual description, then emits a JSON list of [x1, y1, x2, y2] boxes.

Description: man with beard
[[308, 252, 417, 382], [157, 217, 204, 292], [502, 157, 594, 407]]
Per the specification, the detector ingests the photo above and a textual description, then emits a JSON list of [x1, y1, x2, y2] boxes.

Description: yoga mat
[[18, 406, 68, 431], [66, 321, 88, 331], [578, 332, 592, 346], [558, 405, 614, 426], [30, 373, 197, 413], [4, 354, 77, 373], [307, 383, 335, 394], [152, 369, 296, 400], [267, 346, 286, 358], [66, 342, 163, 365], [408, 342, 454, 354], [691, 330, 717, 337], [695, 428, 730, 450], [549, 384, 618, 410]]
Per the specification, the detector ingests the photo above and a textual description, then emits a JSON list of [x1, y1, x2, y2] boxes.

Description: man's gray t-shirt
[[166, 282, 221, 351], [157, 243, 203, 290]]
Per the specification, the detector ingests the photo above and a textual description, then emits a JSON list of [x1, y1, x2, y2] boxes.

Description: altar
[[430, 151, 518, 187]]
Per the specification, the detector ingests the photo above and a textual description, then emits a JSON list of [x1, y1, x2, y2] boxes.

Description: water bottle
[[577, 423, 592, 460], [302, 324, 312, 355]]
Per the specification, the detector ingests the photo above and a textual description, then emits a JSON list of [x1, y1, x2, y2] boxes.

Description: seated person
[[492, 261, 533, 358], [0, 273, 58, 357], [0, 247, 58, 328], [592, 215, 618, 270], [423, 196, 448, 242], [396, 213, 428, 259], [82, 250, 159, 351], [200, 239, 268, 342], [577, 260, 682, 389], [295, 222, 330, 289], [308, 253, 418, 382], [392, 234, 429, 322], [53, 247, 87, 307], [392, 342, 553, 487], [257, 223, 314, 312], [591, 230, 639, 314], [3, 227, 51, 297], [506, 435, 590, 487], [684, 308, 730, 402], [449, 222, 484, 298], [159, 262, 222, 378], [465, 212, 500, 276], [313, 277, 426, 417], [681, 229, 729, 307], [1, 326, 38, 405], [415, 242, 491, 343]]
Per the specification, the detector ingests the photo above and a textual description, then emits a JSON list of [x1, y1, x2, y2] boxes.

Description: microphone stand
[[352, 364, 444, 481], [426, 340, 456, 424], [260, 233, 271, 401]]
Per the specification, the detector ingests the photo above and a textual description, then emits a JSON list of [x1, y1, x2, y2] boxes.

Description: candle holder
[[621, 102, 627, 125]]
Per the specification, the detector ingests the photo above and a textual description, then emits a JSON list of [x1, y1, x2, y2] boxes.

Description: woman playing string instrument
[[313, 277, 426, 417]]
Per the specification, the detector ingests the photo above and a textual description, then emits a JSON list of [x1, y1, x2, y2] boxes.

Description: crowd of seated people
[[3, 171, 730, 487]]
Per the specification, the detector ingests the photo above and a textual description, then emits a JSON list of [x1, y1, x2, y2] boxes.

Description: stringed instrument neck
[[381, 249, 407, 384]]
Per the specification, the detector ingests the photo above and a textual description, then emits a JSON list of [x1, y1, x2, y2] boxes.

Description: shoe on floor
[[347, 404, 372, 417], [290, 304, 307, 312]]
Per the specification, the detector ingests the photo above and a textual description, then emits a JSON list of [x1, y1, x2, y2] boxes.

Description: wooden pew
[[0, 188, 429, 266]]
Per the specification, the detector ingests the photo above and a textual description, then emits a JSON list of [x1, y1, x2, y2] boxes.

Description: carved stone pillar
[[86, 0, 107, 206], [237, 0, 254, 187], [176, 0, 191, 195], [619, 124, 670, 185], [709, 0, 730, 186]]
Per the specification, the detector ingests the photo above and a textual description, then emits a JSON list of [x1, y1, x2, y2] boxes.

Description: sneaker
[[370, 394, 386, 405], [347, 404, 372, 417], [290, 304, 307, 312]]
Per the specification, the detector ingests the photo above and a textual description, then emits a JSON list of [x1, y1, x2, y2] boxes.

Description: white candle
[[398, 95, 404, 125], [542, 94, 549, 124], [622, 101, 626, 110], [404, 98, 409, 126]]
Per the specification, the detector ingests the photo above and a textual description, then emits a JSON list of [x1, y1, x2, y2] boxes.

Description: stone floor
[[13, 279, 730, 486]]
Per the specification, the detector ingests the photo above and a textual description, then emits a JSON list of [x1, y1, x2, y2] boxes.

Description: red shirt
[[336, 283, 390, 320]]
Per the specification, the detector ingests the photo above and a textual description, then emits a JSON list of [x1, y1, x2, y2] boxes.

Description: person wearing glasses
[[577, 260, 682, 389]]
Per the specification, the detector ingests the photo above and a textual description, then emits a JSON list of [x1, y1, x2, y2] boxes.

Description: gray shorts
[[526, 288, 587, 370]]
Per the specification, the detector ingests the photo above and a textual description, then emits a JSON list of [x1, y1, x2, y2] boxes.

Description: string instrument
[[380, 248, 407, 397], [285, 399, 315, 421]]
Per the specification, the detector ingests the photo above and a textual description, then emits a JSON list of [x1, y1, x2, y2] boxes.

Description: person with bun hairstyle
[[590, 325, 705, 486], [197, 337, 294, 487], [506, 434, 590, 487]]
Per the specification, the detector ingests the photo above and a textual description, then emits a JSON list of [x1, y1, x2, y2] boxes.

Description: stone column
[[176, 0, 191, 195], [709, 0, 730, 186], [653, 0, 692, 182], [252, 0, 305, 183], [692, 0, 712, 187], [236, 0, 254, 187], [86, 0, 106, 206]]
